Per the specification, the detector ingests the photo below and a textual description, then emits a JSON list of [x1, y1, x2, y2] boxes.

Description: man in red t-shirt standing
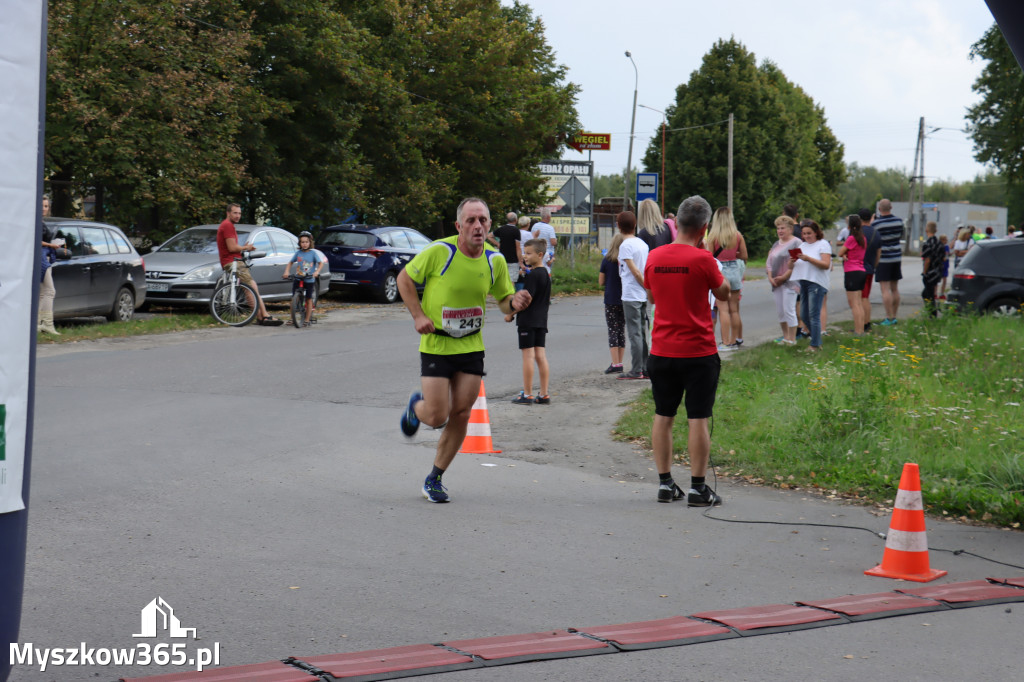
[[643, 195, 730, 506], [216, 203, 281, 325]]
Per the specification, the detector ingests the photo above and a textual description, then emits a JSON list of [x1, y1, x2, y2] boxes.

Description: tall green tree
[[642, 38, 844, 255], [45, 0, 260, 233], [967, 24, 1024, 186], [344, 0, 579, 229]]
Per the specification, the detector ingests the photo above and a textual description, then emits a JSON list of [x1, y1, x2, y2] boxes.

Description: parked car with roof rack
[[143, 224, 330, 307], [45, 217, 146, 322], [316, 225, 432, 303]]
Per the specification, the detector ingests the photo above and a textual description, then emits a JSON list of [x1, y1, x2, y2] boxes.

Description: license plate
[[148, 282, 169, 292], [330, 273, 346, 281]]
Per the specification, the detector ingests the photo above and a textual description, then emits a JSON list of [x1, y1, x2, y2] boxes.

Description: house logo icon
[[133, 597, 198, 639]]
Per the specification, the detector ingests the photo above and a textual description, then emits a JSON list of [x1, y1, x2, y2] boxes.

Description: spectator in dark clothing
[[921, 221, 944, 317], [490, 212, 523, 286]]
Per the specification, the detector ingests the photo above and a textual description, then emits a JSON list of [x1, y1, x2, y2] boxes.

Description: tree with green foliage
[[45, 0, 260, 234], [967, 25, 1024, 185], [967, 24, 1024, 225], [343, 0, 579, 231], [642, 38, 844, 255], [838, 163, 910, 215]]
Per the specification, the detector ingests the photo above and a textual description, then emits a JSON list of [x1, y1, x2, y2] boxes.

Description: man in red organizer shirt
[[643, 195, 730, 507]]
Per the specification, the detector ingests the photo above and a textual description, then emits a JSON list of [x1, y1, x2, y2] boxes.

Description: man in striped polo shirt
[[873, 199, 904, 326]]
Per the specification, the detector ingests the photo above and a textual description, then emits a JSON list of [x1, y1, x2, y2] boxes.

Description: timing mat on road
[[121, 577, 1024, 682]]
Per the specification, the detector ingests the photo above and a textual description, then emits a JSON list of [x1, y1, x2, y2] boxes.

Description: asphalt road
[[14, 258, 1024, 681]]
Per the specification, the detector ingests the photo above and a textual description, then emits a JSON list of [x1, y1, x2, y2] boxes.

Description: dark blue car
[[316, 225, 433, 303]]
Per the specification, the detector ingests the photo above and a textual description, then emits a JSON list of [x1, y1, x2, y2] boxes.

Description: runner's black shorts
[[421, 351, 486, 378], [647, 353, 721, 419], [517, 326, 547, 349], [844, 270, 867, 292]]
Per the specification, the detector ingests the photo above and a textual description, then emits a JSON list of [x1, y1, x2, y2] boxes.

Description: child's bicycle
[[288, 275, 319, 329], [210, 251, 265, 326]]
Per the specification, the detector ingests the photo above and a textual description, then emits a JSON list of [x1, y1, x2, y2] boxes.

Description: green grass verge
[[615, 314, 1024, 527], [37, 312, 215, 344], [551, 244, 603, 296]]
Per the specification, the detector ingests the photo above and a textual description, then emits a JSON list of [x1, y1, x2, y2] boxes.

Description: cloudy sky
[[507, 0, 998, 183]]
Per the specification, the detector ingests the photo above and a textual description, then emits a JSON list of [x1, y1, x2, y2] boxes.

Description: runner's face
[[457, 202, 490, 247]]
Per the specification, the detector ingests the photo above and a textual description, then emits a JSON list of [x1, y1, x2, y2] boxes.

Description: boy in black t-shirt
[[506, 239, 552, 404]]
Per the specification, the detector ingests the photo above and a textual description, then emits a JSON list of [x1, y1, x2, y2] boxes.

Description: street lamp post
[[639, 104, 666, 215], [623, 51, 638, 211]]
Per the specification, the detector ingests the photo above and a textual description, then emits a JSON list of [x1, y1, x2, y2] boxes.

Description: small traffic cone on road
[[459, 380, 502, 454], [865, 462, 947, 582]]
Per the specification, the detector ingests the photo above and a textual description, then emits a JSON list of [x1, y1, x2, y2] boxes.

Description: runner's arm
[[397, 269, 434, 334], [498, 289, 531, 316]]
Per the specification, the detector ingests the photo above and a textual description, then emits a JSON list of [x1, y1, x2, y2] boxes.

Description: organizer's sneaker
[[422, 475, 449, 503], [657, 482, 685, 503], [512, 392, 534, 405], [400, 391, 422, 437], [687, 485, 722, 507]]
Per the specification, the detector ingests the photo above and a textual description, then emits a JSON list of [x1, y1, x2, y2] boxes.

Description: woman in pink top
[[838, 214, 867, 333]]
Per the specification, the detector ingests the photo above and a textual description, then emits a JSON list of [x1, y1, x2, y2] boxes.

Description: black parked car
[[316, 225, 432, 303], [45, 217, 146, 321], [947, 238, 1024, 315]]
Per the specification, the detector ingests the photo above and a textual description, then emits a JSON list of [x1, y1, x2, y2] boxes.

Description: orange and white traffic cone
[[865, 462, 947, 582], [459, 380, 502, 454]]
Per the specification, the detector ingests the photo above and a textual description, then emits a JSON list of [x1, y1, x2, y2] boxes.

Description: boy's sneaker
[[400, 391, 422, 437], [604, 364, 624, 374], [734, 338, 744, 347], [535, 395, 550, 404], [422, 475, 449, 503], [879, 318, 895, 326], [687, 485, 722, 507], [717, 343, 736, 352], [512, 391, 534, 405], [657, 482, 685, 503]]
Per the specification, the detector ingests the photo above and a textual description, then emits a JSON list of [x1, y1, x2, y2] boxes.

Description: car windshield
[[156, 228, 251, 253], [319, 231, 376, 248]]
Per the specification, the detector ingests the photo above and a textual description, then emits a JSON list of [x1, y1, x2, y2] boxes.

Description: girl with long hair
[[838, 214, 867, 333], [636, 198, 671, 251], [706, 207, 748, 350], [791, 219, 831, 351], [599, 233, 626, 373]]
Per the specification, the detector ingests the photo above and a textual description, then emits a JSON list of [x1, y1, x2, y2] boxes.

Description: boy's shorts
[[292, 278, 315, 301], [861, 273, 874, 299], [517, 327, 547, 350], [647, 353, 720, 419], [420, 351, 486, 378]]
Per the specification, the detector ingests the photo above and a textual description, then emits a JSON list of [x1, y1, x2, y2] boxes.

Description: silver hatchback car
[[144, 224, 330, 306]]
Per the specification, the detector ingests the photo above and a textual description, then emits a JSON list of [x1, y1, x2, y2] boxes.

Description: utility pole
[[727, 113, 734, 211], [906, 117, 924, 254], [623, 52, 638, 210]]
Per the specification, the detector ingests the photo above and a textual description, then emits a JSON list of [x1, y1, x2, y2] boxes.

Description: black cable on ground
[[700, 417, 1024, 572]]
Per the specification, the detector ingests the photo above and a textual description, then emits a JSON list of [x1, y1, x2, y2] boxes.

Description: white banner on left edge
[[0, 1, 45, 514]]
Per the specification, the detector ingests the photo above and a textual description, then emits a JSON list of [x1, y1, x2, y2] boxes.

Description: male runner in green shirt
[[398, 197, 532, 502]]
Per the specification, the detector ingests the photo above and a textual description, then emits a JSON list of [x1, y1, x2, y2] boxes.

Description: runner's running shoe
[[401, 391, 422, 437], [422, 475, 449, 503]]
